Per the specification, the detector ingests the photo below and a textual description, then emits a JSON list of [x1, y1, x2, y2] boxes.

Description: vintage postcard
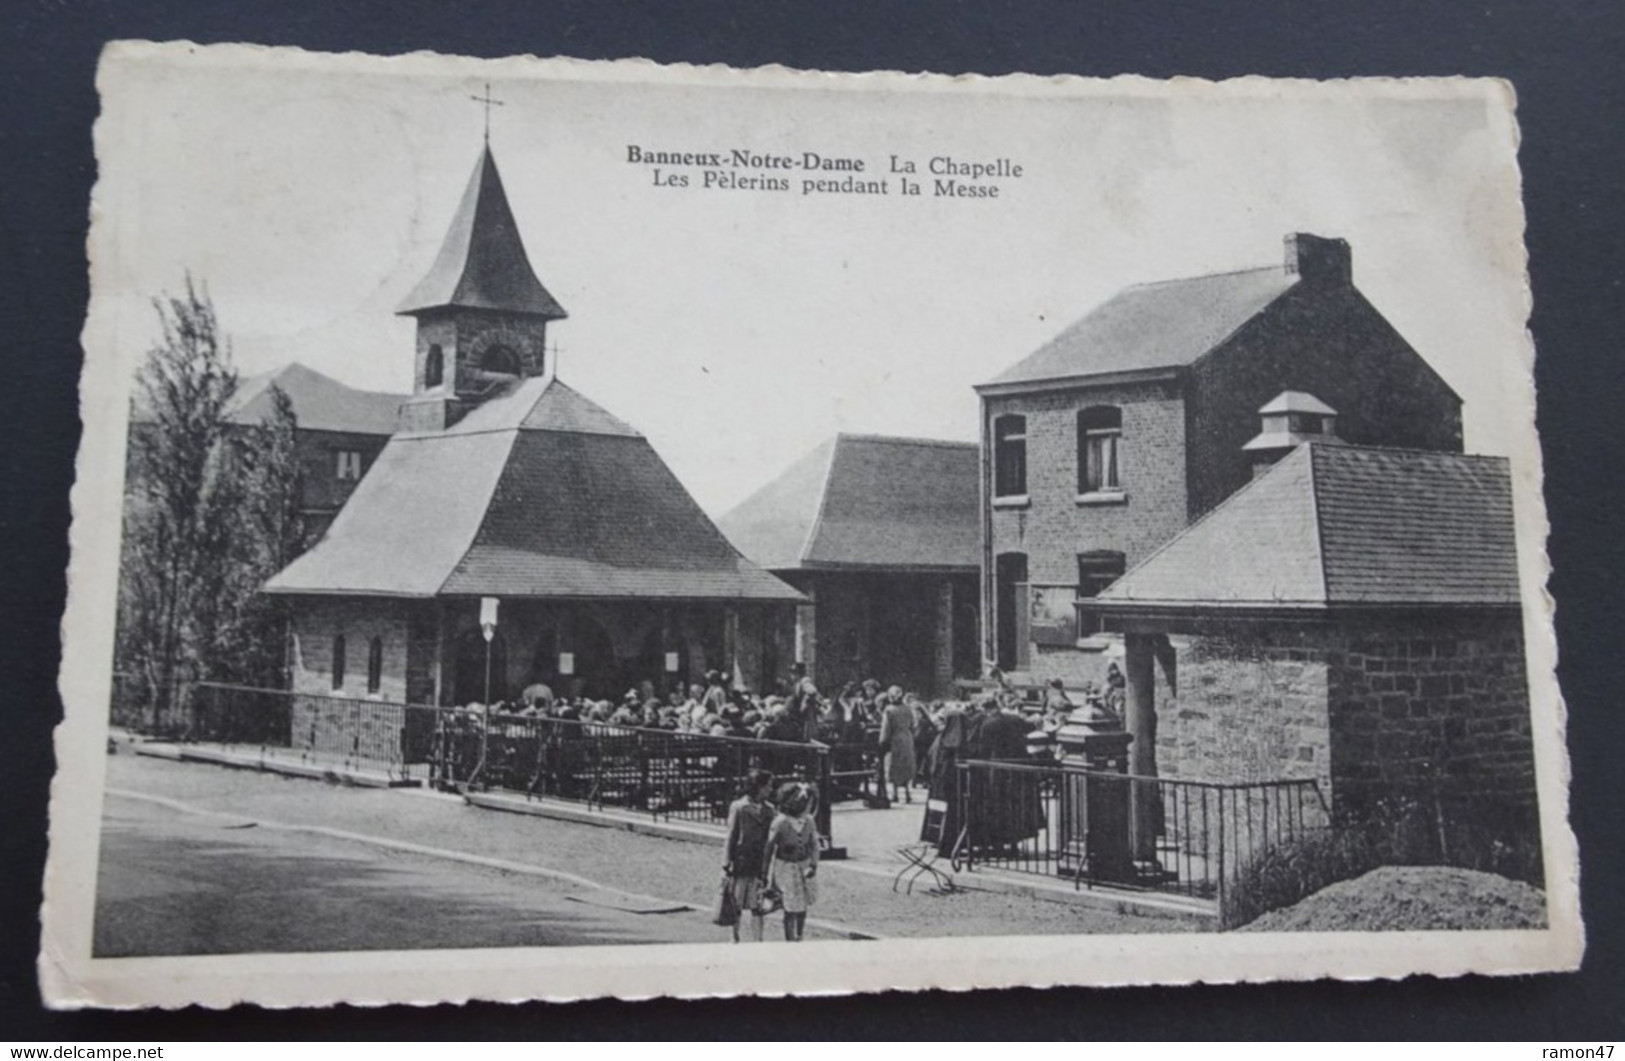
[[43, 41, 1581, 1008]]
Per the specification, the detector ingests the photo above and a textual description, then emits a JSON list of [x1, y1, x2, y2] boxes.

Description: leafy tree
[[114, 278, 303, 729], [202, 384, 304, 689]]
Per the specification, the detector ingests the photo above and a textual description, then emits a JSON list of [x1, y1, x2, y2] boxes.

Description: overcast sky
[[90, 48, 1533, 517]]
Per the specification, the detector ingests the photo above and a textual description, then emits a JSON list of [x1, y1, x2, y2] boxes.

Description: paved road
[[95, 794, 731, 956], [95, 749, 1191, 958]]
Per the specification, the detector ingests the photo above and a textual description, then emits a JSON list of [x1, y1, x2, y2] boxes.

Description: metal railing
[[171, 683, 841, 848], [438, 708, 837, 845], [955, 758, 1330, 912], [186, 681, 429, 784]]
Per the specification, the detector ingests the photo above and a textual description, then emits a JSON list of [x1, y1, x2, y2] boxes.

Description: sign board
[[1029, 584, 1078, 648]]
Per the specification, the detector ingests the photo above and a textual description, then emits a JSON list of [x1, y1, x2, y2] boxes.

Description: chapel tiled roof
[[1088, 443, 1520, 611], [719, 434, 981, 572], [396, 145, 568, 319], [265, 376, 801, 602], [982, 266, 1299, 388]]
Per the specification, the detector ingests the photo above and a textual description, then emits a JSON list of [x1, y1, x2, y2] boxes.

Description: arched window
[[1077, 406, 1123, 493], [331, 634, 346, 691], [424, 344, 444, 388], [993, 414, 1027, 498], [477, 343, 521, 378], [366, 636, 384, 694], [994, 552, 1029, 671]]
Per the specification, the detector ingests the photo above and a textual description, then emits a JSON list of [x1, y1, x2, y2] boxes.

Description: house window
[[331, 634, 346, 690], [366, 636, 384, 694], [1077, 550, 1127, 599], [424, 344, 444, 388], [1287, 411, 1325, 434], [993, 415, 1027, 498], [1077, 406, 1122, 494], [994, 551, 1029, 671], [336, 450, 363, 481]]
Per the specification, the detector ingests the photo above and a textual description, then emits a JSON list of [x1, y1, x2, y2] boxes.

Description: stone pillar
[[723, 606, 740, 688], [797, 580, 818, 688], [856, 578, 872, 679], [432, 600, 449, 706], [654, 607, 675, 691], [933, 578, 955, 698], [1124, 632, 1160, 861]]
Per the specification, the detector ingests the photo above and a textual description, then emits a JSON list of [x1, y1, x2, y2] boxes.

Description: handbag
[[712, 873, 740, 927], [755, 855, 783, 915]]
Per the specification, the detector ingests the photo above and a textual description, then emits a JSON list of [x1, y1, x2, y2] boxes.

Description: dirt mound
[[1239, 866, 1546, 932]]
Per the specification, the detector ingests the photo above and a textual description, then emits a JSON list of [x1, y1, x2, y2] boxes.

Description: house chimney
[[1283, 233, 1352, 286]]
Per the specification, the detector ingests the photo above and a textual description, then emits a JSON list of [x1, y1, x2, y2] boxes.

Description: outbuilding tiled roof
[[719, 434, 980, 572], [982, 266, 1298, 388], [1088, 443, 1520, 612], [396, 146, 567, 320], [265, 376, 801, 602]]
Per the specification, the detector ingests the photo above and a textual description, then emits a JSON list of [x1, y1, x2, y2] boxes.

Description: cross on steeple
[[470, 82, 504, 143]]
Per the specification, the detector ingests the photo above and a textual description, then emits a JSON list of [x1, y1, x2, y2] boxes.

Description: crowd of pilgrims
[[471, 662, 1128, 805]]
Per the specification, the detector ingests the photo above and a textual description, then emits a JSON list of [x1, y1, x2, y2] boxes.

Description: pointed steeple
[[397, 145, 567, 319]]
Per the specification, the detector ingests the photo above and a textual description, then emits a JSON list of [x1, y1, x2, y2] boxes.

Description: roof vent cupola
[[1243, 390, 1341, 476]]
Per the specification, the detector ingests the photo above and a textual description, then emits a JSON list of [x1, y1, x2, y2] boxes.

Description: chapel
[[265, 144, 803, 706]]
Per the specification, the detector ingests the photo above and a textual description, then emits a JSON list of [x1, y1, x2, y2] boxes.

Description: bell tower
[[396, 141, 567, 432]]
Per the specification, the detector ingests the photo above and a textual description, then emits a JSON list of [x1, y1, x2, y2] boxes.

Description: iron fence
[[955, 758, 1330, 911], [822, 738, 888, 807], [438, 709, 837, 845], [168, 683, 841, 847], [185, 681, 429, 784]]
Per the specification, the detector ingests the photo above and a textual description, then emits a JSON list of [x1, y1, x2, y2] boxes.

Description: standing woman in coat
[[877, 686, 917, 804], [910, 694, 940, 786]]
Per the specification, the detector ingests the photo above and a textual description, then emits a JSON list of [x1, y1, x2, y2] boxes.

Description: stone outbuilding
[[719, 434, 981, 697], [1078, 441, 1537, 848]]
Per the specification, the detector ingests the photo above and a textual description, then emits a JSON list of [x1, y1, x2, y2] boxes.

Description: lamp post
[[476, 597, 499, 791], [479, 596, 500, 706]]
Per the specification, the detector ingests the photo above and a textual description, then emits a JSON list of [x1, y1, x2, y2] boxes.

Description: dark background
[[3, 0, 1621, 1040]]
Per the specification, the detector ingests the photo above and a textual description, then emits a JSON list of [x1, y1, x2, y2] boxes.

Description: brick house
[[129, 361, 408, 541], [1077, 442, 1536, 859], [719, 434, 981, 697], [264, 145, 802, 711], [974, 233, 1463, 684]]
